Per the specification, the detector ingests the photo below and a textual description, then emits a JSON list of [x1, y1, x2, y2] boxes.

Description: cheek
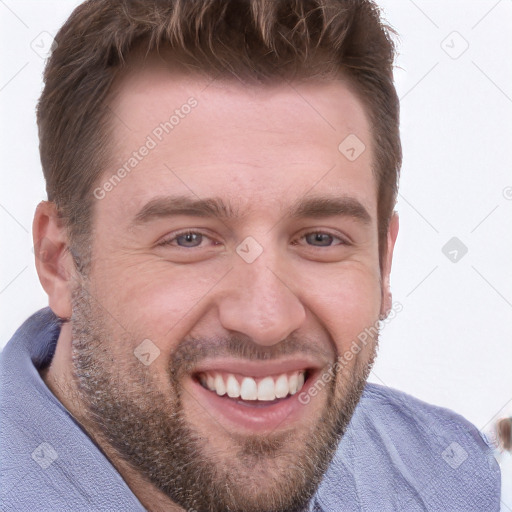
[[298, 263, 382, 352], [94, 258, 225, 339]]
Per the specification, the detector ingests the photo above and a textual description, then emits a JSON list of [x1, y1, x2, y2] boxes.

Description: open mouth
[[186, 358, 324, 432], [194, 369, 313, 407], [193, 368, 315, 421]]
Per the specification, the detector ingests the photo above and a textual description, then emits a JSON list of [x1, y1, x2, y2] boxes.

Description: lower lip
[[188, 372, 318, 433]]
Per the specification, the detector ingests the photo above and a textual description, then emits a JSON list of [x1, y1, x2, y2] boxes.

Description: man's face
[[69, 59, 388, 512]]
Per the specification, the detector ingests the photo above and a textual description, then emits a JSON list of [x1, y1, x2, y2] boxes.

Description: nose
[[218, 257, 306, 347]]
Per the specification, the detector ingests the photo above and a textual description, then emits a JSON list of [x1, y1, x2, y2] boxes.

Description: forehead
[[101, 57, 376, 223]]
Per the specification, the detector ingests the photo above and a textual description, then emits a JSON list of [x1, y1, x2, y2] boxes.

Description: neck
[[39, 324, 185, 512]]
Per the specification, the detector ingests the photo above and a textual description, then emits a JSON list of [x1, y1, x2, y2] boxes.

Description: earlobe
[[380, 212, 399, 319], [32, 201, 75, 320]]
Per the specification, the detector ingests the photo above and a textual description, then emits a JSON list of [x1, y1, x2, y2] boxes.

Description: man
[[0, 0, 501, 511]]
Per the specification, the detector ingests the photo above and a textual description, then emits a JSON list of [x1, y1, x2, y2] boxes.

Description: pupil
[[306, 233, 332, 246], [178, 233, 201, 247]]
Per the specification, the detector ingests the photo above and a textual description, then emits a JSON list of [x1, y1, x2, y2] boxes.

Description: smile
[[196, 370, 307, 401], [187, 359, 322, 432]]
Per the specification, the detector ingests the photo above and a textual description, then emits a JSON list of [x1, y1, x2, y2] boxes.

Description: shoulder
[[313, 383, 501, 512], [360, 382, 491, 444], [0, 309, 145, 512]]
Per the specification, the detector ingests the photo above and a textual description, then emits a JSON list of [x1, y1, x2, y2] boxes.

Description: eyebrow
[[132, 194, 372, 226], [290, 196, 372, 224], [133, 196, 239, 224]]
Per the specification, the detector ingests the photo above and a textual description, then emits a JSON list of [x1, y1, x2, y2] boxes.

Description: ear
[[379, 212, 399, 319], [33, 201, 76, 320]]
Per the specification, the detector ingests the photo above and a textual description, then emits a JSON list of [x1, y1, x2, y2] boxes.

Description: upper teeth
[[199, 371, 306, 401]]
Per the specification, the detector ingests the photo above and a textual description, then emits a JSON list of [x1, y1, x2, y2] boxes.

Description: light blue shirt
[[0, 309, 501, 511]]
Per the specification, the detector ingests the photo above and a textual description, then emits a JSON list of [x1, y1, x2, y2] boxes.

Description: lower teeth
[[234, 397, 284, 406], [236, 396, 284, 402]]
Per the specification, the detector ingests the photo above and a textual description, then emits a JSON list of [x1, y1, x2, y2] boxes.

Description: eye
[[297, 231, 347, 248], [304, 232, 337, 247], [158, 230, 216, 249], [176, 232, 203, 248]]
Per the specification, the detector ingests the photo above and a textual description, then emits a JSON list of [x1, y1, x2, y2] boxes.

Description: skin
[[34, 55, 399, 512]]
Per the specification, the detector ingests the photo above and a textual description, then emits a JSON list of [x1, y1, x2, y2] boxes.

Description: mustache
[[168, 332, 334, 379]]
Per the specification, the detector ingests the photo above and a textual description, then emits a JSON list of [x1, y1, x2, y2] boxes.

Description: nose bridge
[[218, 255, 306, 346]]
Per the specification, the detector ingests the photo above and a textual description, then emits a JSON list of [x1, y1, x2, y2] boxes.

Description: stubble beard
[[68, 283, 377, 512]]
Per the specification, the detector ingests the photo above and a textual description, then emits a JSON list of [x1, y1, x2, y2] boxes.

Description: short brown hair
[[37, 0, 401, 272]]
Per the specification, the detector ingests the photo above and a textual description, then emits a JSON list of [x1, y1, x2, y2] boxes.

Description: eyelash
[[157, 229, 349, 248]]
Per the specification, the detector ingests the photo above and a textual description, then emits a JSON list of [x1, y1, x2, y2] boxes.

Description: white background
[[1, 0, 511, 505]]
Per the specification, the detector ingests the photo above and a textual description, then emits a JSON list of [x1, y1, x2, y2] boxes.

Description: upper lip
[[191, 357, 326, 378]]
